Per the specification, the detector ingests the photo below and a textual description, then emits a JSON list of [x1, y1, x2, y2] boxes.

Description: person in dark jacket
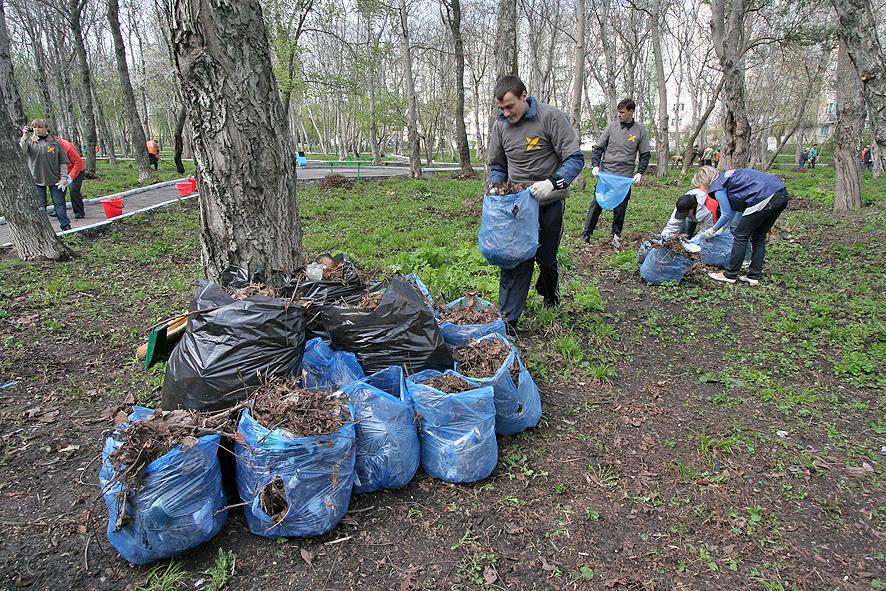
[[487, 75, 585, 333], [693, 166, 789, 285], [582, 98, 651, 248], [20, 119, 72, 231]]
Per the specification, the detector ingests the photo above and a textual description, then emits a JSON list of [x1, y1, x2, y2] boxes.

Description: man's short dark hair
[[617, 98, 636, 111], [495, 76, 527, 101]]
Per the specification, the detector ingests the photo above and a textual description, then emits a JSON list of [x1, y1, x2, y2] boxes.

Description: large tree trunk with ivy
[[0, 110, 74, 261], [651, 2, 669, 177], [832, 0, 886, 177], [163, 0, 304, 283], [711, 0, 751, 169], [108, 0, 152, 182], [833, 40, 865, 210], [68, 0, 98, 175]]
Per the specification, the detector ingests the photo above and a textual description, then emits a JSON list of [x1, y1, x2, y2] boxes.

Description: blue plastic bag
[[407, 370, 497, 483], [439, 296, 506, 347], [235, 408, 356, 538], [595, 172, 635, 209], [699, 229, 734, 268], [637, 239, 656, 264], [343, 366, 420, 493], [301, 338, 365, 391], [456, 333, 542, 435], [639, 247, 693, 285], [99, 406, 227, 564], [404, 273, 436, 316], [478, 190, 539, 269]]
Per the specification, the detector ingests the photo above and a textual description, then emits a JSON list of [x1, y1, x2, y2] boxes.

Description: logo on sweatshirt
[[47, 146, 56, 154], [627, 134, 638, 142], [526, 137, 540, 151]]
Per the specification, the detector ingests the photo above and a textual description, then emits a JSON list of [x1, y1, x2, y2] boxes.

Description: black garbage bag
[[293, 254, 365, 341], [322, 276, 453, 375], [161, 280, 307, 411]]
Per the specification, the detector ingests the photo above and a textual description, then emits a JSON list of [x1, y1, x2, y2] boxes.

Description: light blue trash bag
[[478, 190, 540, 269], [404, 273, 436, 315], [456, 333, 542, 435], [639, 247, 693, 285], [343, 366, 420, 493], [301, 338, 365, 391], [99, 406, 227, 564], [235, 406, 356, 538], [407, 369, 498, 483], [698, 229, 734, 268], [439, 296, 506, 347], [595, 172, 635, 209]]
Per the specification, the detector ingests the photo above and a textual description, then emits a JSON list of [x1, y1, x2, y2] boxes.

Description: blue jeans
[[35, 183, 71, 229]]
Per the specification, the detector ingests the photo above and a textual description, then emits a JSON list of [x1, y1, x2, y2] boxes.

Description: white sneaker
[[708, 272, 736, 284], [738, 276, 760, 286], [610, 234, 622, 249]]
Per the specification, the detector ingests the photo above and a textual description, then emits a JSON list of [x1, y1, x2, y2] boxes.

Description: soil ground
[[0, 168, 883, 591]]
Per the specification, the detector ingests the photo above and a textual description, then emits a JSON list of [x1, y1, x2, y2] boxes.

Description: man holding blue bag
[[487, 76, 584, 333], [581, 98, 651, 247]]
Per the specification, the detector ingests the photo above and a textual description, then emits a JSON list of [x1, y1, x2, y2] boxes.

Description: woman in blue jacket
[[692, 166, 789, 285]]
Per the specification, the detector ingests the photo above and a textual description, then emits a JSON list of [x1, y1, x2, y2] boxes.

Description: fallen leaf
[[114, 410, 129, 425], [123, 393, 136, 405], [38, 410, 60, 422], [844, 463, 874, 477], [58, 444, 80, 453], [541, 556, 555, 572], [483, 565, 498, 584], [24, 407, 42, 418], [506, 525, 524, 535], [300, 548, 314, 567]]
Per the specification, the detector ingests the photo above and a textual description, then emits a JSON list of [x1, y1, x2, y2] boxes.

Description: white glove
[[592, 166, 599, 176], [633, 173, 642, 184], [56, 174, 72, 190], [529, 179, 554, 201]]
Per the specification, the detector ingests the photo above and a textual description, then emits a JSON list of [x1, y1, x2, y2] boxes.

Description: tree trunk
[[173, 104, 187, 174], [599, 0, 617, 123], [681, 76, 725, 174], [0, 1, 25, 128], [366, 18, 381, 163], [832, 0, 886, 177], [92, 86, 118, 165], [764, 67, 824, 171], [398, 0, 422, 178], [569, 0, 585, 140], [108, 0, 152, 182], [493, 0, 517, 79], [163, 0, 303, 283], [711, 0, 751, 169], [444, 0, 474, 176], [68, 0, 98, 175], [834, 40, 864, 210], [651, 4, 669, 177], [0, 109, 74, 261]]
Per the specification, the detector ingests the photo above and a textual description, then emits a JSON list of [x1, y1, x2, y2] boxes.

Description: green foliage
[[136, 561, 189, 591], [202, 548, 237, 591]]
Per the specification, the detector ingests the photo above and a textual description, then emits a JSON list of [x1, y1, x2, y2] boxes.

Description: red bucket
[[189, 178, 198, 193], [101, 198, 123, 219], [176, 181, 193, 197]]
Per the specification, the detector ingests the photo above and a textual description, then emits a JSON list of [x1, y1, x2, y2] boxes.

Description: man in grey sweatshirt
[[581, 98, 650, 247], [487, 75, 585, 333]]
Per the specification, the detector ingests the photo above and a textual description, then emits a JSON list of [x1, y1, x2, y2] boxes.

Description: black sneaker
[[581, 233, 591, 243], [60, 225, 72, 231], [74, 214, 85, 219], [48, 211, 57, 217], [543, 297, 560, 309]]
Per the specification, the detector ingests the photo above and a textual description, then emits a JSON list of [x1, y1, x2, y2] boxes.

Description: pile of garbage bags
[[101, 257, 544, 564]]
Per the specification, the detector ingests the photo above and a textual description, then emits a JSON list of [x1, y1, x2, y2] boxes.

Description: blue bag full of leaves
[[699, 229, 734, 268], [406, 370, 497, 484], [342, 366, 420, 493], [438, 294, 506, 347], [478, 190, 540, 269], [300, 338, 365, 391], [235, 399, 356, 538], [595, 172, 634, 210], [639, 247, 693, 285], [455, 333, 542, 435], [99, 406, 227, 564]]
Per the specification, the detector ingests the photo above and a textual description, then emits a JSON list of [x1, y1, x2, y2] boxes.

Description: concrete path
[[0, 163, 472, 248]]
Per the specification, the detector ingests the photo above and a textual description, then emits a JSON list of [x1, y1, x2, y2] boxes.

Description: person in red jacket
[[146, 139, 160, 171], [55, 136, 86, 219]]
